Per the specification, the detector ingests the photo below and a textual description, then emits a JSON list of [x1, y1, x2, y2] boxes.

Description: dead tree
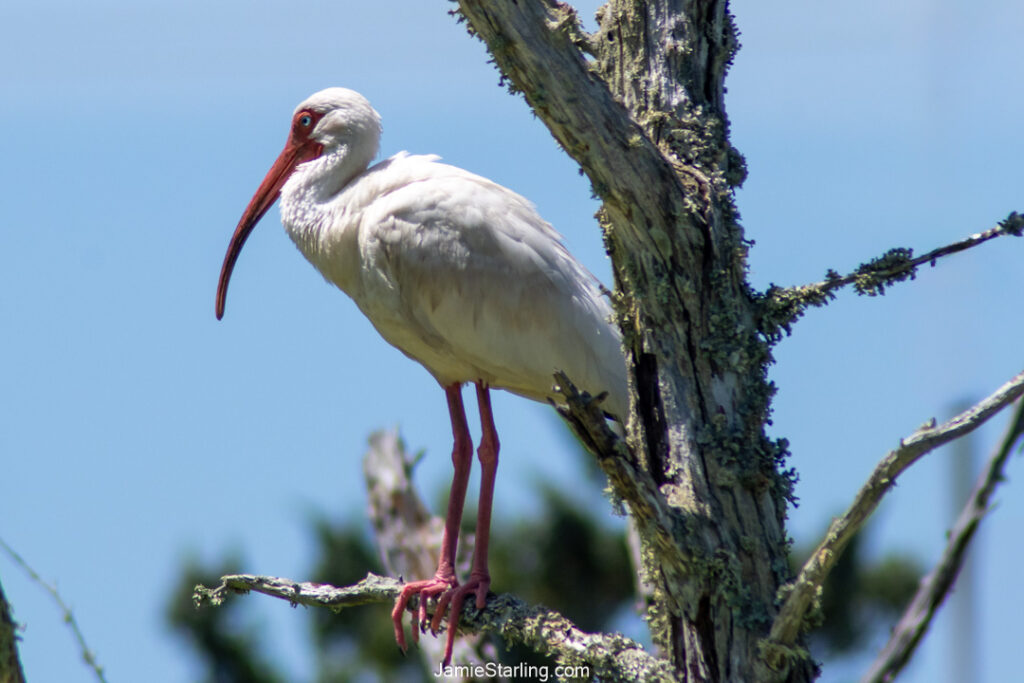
[[196, 2, 1023, 681]]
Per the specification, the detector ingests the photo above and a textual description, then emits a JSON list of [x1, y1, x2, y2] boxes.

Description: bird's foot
[[391, 574, 458, 652], [431, 571, 490, 666]]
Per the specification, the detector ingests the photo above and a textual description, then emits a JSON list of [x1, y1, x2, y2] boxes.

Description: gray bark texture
[[453, 1, 806, 680]]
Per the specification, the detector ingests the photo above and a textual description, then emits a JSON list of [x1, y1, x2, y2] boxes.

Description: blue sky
[[1, 1, 1022, 681]]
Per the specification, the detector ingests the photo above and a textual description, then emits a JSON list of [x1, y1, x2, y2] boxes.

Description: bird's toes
[[416, 597, 430, 635], [442, 625, 456, 668], [391, 576, 459, 644], [430, 590, 454, 634], [438, 589, 470, 668], [391, 598, 411, 650], [393, 617, 408, 653]]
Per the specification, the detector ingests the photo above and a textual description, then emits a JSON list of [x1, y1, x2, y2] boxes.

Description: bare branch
[[193, 573, 676, 682], [760, 211, 1024, 338], [0, 539, 107, 683], [193, 428, 675, 681], [861, 399, 1024, 683], [193, 572, 395, 610], [761, 369, 1024, 668]]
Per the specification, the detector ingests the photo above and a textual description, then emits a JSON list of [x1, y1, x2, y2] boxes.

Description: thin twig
[[194, 573, 676, 682], [861, 399, 1024, 683], [760, 211, 1024, 337], [0, 539, 107, 683], [761, 369, 1024, 670]]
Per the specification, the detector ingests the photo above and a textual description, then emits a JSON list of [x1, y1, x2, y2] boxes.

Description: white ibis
[[215, 87, 627, 664]]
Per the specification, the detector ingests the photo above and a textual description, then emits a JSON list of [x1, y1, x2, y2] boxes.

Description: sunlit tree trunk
[[455, 1, 813, 680]]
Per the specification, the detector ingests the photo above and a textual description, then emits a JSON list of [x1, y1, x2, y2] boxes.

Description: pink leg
[[431, 382, 499, 664], [391, 383, 473, 651]]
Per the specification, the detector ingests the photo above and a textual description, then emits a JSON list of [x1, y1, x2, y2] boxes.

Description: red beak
[[216, 137, 323, 320]]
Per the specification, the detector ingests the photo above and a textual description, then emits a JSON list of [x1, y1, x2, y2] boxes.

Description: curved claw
[[391, 576, 458, 652], [436, 573, 491, 666]]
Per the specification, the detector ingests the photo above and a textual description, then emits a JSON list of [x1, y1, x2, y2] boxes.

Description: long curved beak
[[216, 138, 322, 320]]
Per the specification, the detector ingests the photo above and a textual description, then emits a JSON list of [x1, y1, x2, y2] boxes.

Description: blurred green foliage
[[167, 434, 921, 681], [167, 479, 634, 682]]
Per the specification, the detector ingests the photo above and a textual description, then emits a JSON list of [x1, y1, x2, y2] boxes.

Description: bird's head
[[298, 87, 382, 159], [215, 88, 382, 320]]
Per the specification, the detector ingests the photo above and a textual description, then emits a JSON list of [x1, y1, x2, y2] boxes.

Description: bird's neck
[[279, 144, 374, 296], [285, 141, 375, 206]]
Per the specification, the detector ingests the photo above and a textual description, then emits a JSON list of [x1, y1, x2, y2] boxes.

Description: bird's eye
[[299, 114, 313, 127]]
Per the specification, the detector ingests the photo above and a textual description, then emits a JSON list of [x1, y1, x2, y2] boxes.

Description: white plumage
[[215, 87, 627, 664], [220, 87, 627, 417]]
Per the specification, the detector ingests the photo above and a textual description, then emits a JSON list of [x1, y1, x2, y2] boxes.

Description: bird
[[215, 87, 628, 665]]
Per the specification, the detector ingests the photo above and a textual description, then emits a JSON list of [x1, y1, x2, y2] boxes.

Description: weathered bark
[[454, 1, 805, 680], [195, 573, 676, 681]]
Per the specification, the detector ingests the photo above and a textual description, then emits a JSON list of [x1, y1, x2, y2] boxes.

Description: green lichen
[[998, 210, 1024, 236], [757, 639, 813, 679], [851, 247, 915, 296], [757, 245, 923, 341]]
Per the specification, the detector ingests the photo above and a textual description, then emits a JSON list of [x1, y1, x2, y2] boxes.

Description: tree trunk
[[0, 578, 27, 683], [454, 1, 812, 680]]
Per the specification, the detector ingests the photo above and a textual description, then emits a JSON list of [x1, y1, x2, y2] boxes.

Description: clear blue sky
[[1, 1, 1021, 681]]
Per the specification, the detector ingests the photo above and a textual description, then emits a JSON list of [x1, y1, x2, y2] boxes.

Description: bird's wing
[[354, 161, 627, 415]]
